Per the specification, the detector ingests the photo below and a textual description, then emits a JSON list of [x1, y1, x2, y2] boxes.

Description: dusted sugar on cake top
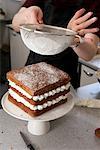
[[7, 62, 71, 117], [7, 62, 70, 95]]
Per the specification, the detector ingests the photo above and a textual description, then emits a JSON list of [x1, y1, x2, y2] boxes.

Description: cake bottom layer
[[8, 94, 68, 117]]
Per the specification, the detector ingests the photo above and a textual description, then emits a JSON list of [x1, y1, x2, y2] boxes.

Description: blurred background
[[0, 0, 26, 102]]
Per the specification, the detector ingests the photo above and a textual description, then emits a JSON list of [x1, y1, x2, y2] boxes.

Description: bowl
[[20, 24, 78, 55]]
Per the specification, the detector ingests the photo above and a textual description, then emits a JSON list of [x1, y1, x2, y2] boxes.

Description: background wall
[[0, 0, 26, 19]]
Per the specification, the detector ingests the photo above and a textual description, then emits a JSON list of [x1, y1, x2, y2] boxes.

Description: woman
[[12, 0, 100, 88]]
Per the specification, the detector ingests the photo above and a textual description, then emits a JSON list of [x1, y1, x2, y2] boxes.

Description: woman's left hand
[[67, 8, 99, 36]]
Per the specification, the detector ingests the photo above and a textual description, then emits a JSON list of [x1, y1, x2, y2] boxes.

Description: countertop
[[79, 54, 100, 71], [0, 83, 100, 150], [75, 82, 100, 108], [0, 106, 100, 150], [76, 82, 100, 100]]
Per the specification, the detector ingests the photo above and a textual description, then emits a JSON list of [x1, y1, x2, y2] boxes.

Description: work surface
[[0, 105, 100, 150]]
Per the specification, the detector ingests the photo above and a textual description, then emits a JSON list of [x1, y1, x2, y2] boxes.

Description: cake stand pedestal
[[1, 92, 74, 135], [27, 120, 50, 135]]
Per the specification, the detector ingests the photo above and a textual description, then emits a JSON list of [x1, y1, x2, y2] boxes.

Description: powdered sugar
[[13, 62, 69, 92]]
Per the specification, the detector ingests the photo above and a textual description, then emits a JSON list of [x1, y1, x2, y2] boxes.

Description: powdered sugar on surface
[[13, 62, 69, 92]]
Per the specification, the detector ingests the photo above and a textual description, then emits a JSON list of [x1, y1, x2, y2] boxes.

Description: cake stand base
[[1, 92, 74, 135], [28, 120, 50, 135]]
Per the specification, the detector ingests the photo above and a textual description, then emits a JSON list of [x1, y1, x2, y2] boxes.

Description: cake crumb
[[95, 128, 100, 138], [1, 131, 4, 134]]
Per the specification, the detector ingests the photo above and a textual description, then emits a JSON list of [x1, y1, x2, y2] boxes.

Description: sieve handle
[[75, 35, 84, 43]]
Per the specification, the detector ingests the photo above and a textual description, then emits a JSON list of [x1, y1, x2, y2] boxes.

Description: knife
[[20, 131, 35, 150]]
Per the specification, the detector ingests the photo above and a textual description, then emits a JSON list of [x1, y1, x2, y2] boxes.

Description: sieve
[[20, 24, 83, 55]]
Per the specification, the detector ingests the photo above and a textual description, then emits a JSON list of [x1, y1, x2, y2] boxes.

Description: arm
[[22, 0, 35, 7], [22, 0, 45, 9], [67, 8, 100, 61]]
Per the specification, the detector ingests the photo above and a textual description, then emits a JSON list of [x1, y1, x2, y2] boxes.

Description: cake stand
[[1, 92, 74, 135]]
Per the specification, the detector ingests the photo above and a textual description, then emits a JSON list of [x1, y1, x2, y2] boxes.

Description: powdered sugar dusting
[[20, 28, 74, 55], [13, 62, 69, 92]]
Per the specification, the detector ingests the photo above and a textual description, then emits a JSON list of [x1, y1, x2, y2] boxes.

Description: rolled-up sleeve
[[22, 0, 45, 10]]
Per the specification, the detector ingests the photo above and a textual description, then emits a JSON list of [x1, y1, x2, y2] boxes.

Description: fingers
[[67, 7, 99, 37], [76, 17, 98, 31], [37, 10, 43, 24], [78, 28, 99, 36], [25, 6, 43, 24], [33, 6, 43, 24], [76, 12, 93, 24], [71, 8, 86, 21], [28, 13, 39, 24]]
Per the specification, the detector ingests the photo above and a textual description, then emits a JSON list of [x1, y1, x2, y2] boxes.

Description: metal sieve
[[20, 24, 82, 55]]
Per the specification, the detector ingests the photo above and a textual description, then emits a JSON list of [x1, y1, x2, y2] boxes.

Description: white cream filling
[[8, 80, 70, 102], [33, 83, 70, 101], [8, 80, 32, 99], [9, 89, 70, 111]]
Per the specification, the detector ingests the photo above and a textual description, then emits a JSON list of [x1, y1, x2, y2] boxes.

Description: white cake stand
[[1, 92, 74, 135]]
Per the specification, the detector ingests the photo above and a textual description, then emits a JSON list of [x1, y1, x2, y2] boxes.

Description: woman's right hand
[[12, 6, 43, 32]]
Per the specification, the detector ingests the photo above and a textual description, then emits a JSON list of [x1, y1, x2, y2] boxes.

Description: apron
[[25, 0, 82, 88]]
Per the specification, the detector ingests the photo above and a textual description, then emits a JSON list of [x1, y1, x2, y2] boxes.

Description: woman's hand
[[12, 6, 43, 32], [67, 8, 99, 36], [71, 33, 99, 61], [68, 8, 99, 60]]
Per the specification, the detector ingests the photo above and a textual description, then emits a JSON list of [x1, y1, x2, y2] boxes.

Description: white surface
[[1, 92, 74, 121], [0, 107, 100, 150], [75, 82, 100, 108], [89, 55, 100, 68]]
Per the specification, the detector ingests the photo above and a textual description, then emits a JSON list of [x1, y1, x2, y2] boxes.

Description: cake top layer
[[7, 62, 70, 95]]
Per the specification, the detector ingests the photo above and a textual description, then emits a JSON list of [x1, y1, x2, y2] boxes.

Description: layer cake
[[7, 62, 71, 117]]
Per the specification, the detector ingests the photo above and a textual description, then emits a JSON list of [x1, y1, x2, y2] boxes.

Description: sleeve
[[22, 0, 45, 10]]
